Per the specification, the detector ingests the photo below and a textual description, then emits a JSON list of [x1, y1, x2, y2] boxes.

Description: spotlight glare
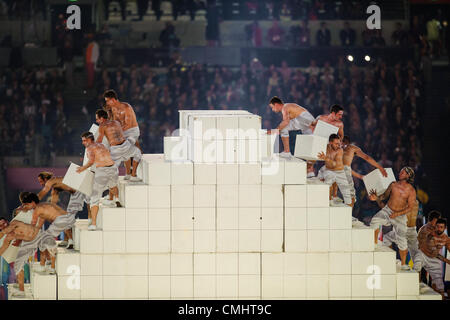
[[365, 55, 371, 62], [347, 55, 354, 62]]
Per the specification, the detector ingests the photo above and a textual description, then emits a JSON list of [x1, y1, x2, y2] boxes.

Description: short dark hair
[[22, 193, 40, 204], [38, 172, 53, 182], [103, 89, 118, 100], [96, 109, 108, 119], [329, 133, 340, 142], [330, 104, 344, 114], [342, 135, 350, 144], [428, 210, 441, 222], [81, 131, 95, 141], [0, 216, 7, 222], [269, 96, 283, 105], [19, 191, 31, 203], [436, 218, 447, 227]]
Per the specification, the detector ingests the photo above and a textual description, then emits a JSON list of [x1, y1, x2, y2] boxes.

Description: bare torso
[[387, 181, 415, 212], [86, 142, 114, 168], [406, 200, 419, 227], [342, 144, 358, 166], [282, 103, 307, 120], [4, 221, 40, 241], [34, 202, 67, 223], [100, 120, 125, 146], [326, 144, 344, 171], [111, 102, 138, 132]]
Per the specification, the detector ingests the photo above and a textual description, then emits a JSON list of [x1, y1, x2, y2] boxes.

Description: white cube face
[[306, 184, 330, 207], [171, 253, 193, 275], [148, 160, 171, 185], [238, 185, 261, 207], [148, 231, 171, 253], [80, 254, 103, 276], [237, 139, 260, 163], [352, 227, 375, 252], [171, 208, 194, 231], [148, 254, 171, 276], [81, 276, 103, 299], [62, 163, 94, 196], [329, 206, 352, 229], [261, 230, 283, 252], [284, 275, 307, 298], [238, 116, 261, 140], [294, 135, 328, 161], [103, 231, 126, 254], [329, 275, 351, 298], [306, 253, 329, 275], [217, 208, 238, 230], [172, 230, 194, 253], [217, 230, 239, 252], [194, 163, 216, 184], [261, 160, 284, 184], [307, 230, 330, 252], [164, 136, 188, 161], [194, 185, 216, 207], [306, 275, 329, 298], [148, 208, 170, 231], [216, 163, 239, 184], [284, 253, 307, 275], [363, 168, 396, 196], [217, 185, 239, 207], [329, 230, 352, 252], [194, 275, 216, 298], [307, 207, 330, 229], [262, 275, 283, 298], [313, 120, 339, 139], [261, 208, 283, 230], [396, 270, 419, 296], [216, 253, 238, 275], [194, 230, 216, 253], [171, 275, 194, 298], [239, 163, 261, 184], [238, 229, 261, 252], [171, 161, 194, 185], [238, 208, 261, 230], [124, 184, 149, 208], [171, 185, 194, 208], [193, 253, 216, 275], [125, 208, 148, 231], [216, 275, 238, 298], [80, 230, 103, 254], [189, 138, 218, 163], [351, 252, 374, 275], [261, 185, 283, 207], [58, 275, 81, 300], [284, 185, 307, 207], [284, 158, 307, 185], [56, 251, 80, 276], [148, 186, 171, 208], [238, 275, 260, 297], [193, 208, 215, 230], [329, 252, 351, 274], [262, 253, 284, 275], [216, 139, 238, 164], [149, 276, 171, 298], [285, 230, 307, 252], [374, 248, 397, 274], [352, 275, 374, 298], [126, 231, 149, 254], [285, 207, 307, 230], [374, 275, 397, 297]]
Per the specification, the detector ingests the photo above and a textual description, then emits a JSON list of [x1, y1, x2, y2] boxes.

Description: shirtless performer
[[340, 135, 388, 204], [317, 134, 354, 206], [103, 89, 141, 180], [0, 219, 57, 296], [369, 167, 417, 269], [311, 104, 345, 140], [414, 214, 450, 297], [96, 109, 142, 185], [77, 131, 119, 230], [267, 96, 315, 157], [37, 171, 90, 249]]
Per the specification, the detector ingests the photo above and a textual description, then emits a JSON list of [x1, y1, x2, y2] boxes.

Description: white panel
[[307, 230, 330, 252], [306, 275, 329, 298], [306, 184, 330, 207], [193, 253, 216, 275], [363, 168, 396, 196], [194, 185, 216, 207], [239, 185, 261, 207], [194, 163, 217, 184], [125, 276, 148, 299], [216, 163, 239, 184], [374, 247, 397, 274], [148, 208, 170, 230], [329, 275, 351, 297], [284, 185, 307, 207], [149, 276, 170, 298], [194, 230, 216, 253], [261, 185, 283, 207], [164, 136, 188, 161], [193, 207, 215, 230], [62, 163, 94, 196], [56, 251, 80, 276], [148, 186, 171, 208], [262, 253, 283, 275], [238, 229, 261, 252], [216, 253, 238, 275], [217, 207, 238, 230], [329, 252, 351, 275], [216, 275, 238, 298], [352, 275, 374, 297], [171, 275, 193, 298], [284, 158, 307, 185], [239, 253, 260, 275], [171, 161, 194, 185], [238, 275, 260, 297], [148, 254, 171, 276], [172, 208, 194, 230], [124, 184, 148, 208], [285, 230, 307, 252], [33, 273, 57, 300], [262, 275, 283, 298], [284, 275, 306, 298], [80, 230, 103, 254], [125, 208, 148, 231], [261, 230, 283, 252], [313, 120, 339, 139], [171, 254, 193, 275], [306, 253, 329, 275], [171, 185, 194, 208], [81, 276, 102, 299], [374, 275, 397, 297], [239, 163, 261, 184], [307, 207, 330, 229], [352, 227, 375, 252], [284, 253, 307, 275], [194, 275, 216, 298], [217, 185, 239, 207], [396, 269, 419, 296], [329, 229, 352, 251], [238, 208, 261, 230], [261, 159, 284, 185], [144, 155, 171, 185], [294, 134, 328, 161], [261, 208, 283, 230], [99, 207, 125, 231], [103, 231, 126, 254], [80, 254, 103, 276], [217, 230, 239, 252], [285, 207, 307, 230], [351, 252, 374, 274], [148, 231, 171, 253], [58, 275, 81, 300], [126, 231, 149, 253], [172, 230, 194, 253], [329, 205, 352, 229]]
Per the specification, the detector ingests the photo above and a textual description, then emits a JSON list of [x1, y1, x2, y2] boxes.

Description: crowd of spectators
[[0, 66, 73, 162]]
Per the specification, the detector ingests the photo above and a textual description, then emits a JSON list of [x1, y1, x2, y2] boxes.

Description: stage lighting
[[365, 55, 371, 62], [347, 55, 354, 62]]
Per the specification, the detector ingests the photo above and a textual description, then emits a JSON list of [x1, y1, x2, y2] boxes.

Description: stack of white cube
[[28, 111, 439, 300]]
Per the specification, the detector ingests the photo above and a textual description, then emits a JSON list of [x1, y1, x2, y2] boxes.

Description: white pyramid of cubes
[[23, 110, 441, 300]]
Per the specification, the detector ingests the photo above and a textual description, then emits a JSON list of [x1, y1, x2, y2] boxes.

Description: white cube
[[285, 157, 307, 185], [172, 230, 194, 253], [146, 157, 171, 185], [125, 208, 148, 231], [164, 136, 188, 161], [194, 230, 216, 253], [285, 230, 307, 252], [329, 205, 352, 229], [396, 269, 419, 296], [306, 253, 329, 275], [124, 276, 149, 299], [193, 253, 216, 275], [62, 163, 94, 196], [172, 208, 194, 230], [238, 115, 261, 140], [98, 207, 125, 231], [194, 275, 216, 298], [103, 231, 126, 254], [148, 231, 171, 253], [329, 275, 351, 298], [149, 275, 170, 298], [124, 184, 148, 208], [352, 252, 374, 274], [329, 252, 351, 274], [284, 253, 307, 275], [216, 253, 238, 275], [239, 185, 261, 207], [307, 230, 330, 252], [294, 135, 328, 161], [217, 116, 239, 138], [285, 207, 307, 230], [33, 272, 57, 300], [262, 275, 283, 298], [81, 276, 102, 299], [171, 161, 194, 185], [189, 138, 218, 163], [148, 186, 171, 208], [171, 185, 194, 208], [238, 275, 260, 297], [80, 254, 102, 276], [238, 229, 261, 252], [239, 163, 261, 184], [80, 230, 103, 254], [171, 275, 194, 298], [374, 275, 397, 297], [307, 207, 330, 229], [262, 253, 283, 275], [261, 185, 283, 207], [237, 138, 260, 163], [284, 185, 307, 207], [261, 208, 283, 230], [217, 208, 238, 230], [238, 208, 261, 230], [56, 250, 80, 276], [216, 138, 237, 163], [374, 248, 397, 275], [307, 184, 330, 207], [194, 185, 216, 207], [193, 208, 215, 230], [284, 275, 307, 298], [194, 163, 216, 184], [217, 185, 239, 207], [126, 231, 149, 253], [352, 275, 374, 297], [306, 275, 329, 298], [261, 158, 284, 184], [148, 208, 170, 230], [148, 254, 171, 275], [171, 253, 193, 275], [261, 230, 283, 252], [313, 120, 339, 139], [216, 275, 238, 298], [217, 163, 239, 184], [329, 229, 352, 251], [363, 168, 396, 196], [217, 230, 239, 252], [352, 226, 375, 252], [188, 115, 217, 140]]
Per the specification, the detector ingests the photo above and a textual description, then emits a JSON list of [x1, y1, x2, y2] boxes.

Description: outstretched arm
[[77, 148, 95, 172], [355, 147, 387, 177], [37, 180, 54, 201], [96, 125, 105, 144], [338, 125, 344, 140], [352, 170, 363, 180]]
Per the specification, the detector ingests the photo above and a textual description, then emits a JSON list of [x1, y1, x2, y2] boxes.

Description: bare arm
[[96, 125, 105, 144], [37, 180, 54, 201], [30, 209, 40, 227], [379, 182, 394, 201], [50, 189, 60, 204], [355, 147, 387, 177], [276, 107, 291, 131], [337, 125, 344, 140], [352, 170, 364, 180], [77, 148, 95, 172]]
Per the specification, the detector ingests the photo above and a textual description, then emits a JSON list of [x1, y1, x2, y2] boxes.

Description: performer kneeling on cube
[[77, 131, 119, 230], [268, 96, 315, 157]]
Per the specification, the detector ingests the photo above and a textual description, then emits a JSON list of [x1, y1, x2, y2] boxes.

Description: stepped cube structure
[[24, 110, 438, 300]]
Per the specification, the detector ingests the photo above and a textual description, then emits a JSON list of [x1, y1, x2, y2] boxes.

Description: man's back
[[102, 120, 125, 146]]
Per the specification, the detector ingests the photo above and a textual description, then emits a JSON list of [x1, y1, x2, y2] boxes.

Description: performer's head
[[435, 218, 447, 235], [104, 89, 118, 107], [329, 134, 341, 150], [428, 210, 441, 224], [37, 172, 53, 186], [0, 216, 8, 230], [399, 166, 414, 184], [19, 191, 31, 203], [95, 109, 108, 125], [81, 131, 95, 147], [342, 135, 350, 146], [21, 193, 40, 210], [330, 104, 344, 121], [269, 96, 284, 112]]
